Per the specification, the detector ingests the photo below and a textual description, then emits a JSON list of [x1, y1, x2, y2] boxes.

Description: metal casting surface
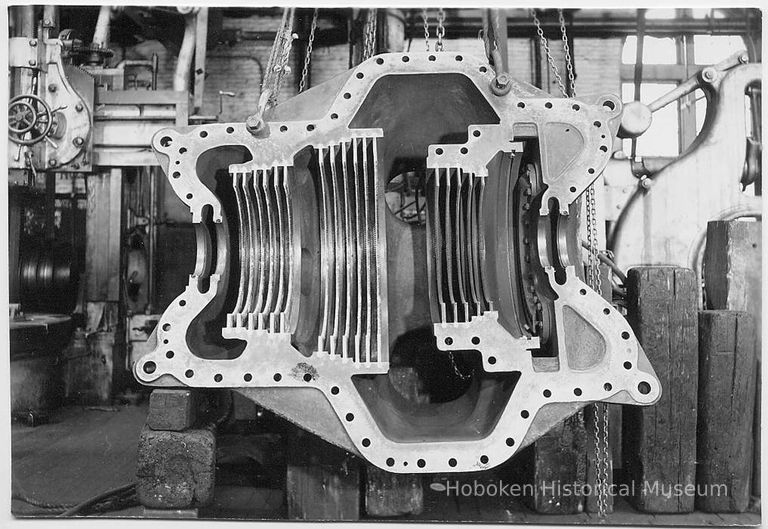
[[134, 52, 660, 473]]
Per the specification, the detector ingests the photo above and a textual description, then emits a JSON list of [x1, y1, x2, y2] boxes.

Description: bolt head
[[75, 103, 84, 112], [48, 159, 57, 167], [73, 137, 84, 146], [28, 59, 36, 66], [495, 73, 510, 88], [48, 84, 57, 92], [29, 39, 37, 47]]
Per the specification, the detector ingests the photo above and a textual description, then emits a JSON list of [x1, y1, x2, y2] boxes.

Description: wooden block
[[529, 415, 587, 514], [136, 424, 216, 509], [696, 310, 756, 513], [703, 220, 762, 499], [365, 466, 423, 517], [286, 431, 360, 520], [623, 266, 698, 513], [147, 389, 197, 431]]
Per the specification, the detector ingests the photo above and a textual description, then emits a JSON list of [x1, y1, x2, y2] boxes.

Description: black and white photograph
[[2, 2, 764, 526]]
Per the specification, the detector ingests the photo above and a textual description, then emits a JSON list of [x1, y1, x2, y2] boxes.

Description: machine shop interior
[[4, 3, 763, 525]]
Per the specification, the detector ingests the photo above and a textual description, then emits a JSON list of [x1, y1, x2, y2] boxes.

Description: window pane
[[622, 83, 680, 157], [694, 88, 707, 135], [644, 9, 676, 19], [623, 36, 678, 65], [693, 35, 746, 64]]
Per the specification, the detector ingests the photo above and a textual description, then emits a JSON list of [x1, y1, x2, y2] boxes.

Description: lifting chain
[[247, 7, 296, 133], [363, 9, 378, 61], [531, 8, 610, 517], [298, 9, 319, 93], [422, 9, 430, 51], [435, 8, 446, 51]]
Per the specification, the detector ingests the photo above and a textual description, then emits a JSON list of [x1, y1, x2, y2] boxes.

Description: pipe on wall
[[174, 8, 198, 92]]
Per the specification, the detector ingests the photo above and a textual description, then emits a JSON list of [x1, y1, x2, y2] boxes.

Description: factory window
[[621, 83, 680, 157], [622, 36, 678, 65], [693, 35, 746, 64]]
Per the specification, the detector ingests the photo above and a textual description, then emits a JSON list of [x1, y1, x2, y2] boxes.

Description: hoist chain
[[247, 7, 296, 132], [363, 9, 378, 61], [436, 8, 446, 51], [298, 9, 319, 93], [422, 9, 430, 51], [532, 8, 609, 517]]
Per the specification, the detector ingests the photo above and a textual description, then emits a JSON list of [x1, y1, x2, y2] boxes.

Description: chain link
[[422, 9, 430, 51], [532, 8, 609, 517], [298, 9, 319, 93], [363, 9, 378, 61], [530, 9, 568, 98], [435, 8, 446, 51]]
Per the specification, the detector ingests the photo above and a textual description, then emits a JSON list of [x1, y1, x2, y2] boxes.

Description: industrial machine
[[133, 51, 661, 474]]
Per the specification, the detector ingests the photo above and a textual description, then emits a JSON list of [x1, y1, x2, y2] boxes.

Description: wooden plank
[[703, 219, 762, 499], [696, 310, 756, 513], [286, 430, 360, 520], [623, 266, 698, 513], [85, 169, 122, 302]]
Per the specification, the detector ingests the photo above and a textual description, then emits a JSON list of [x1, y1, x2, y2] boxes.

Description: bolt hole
[[588, 168, 595, 174], [343, 93, 351, 99], [572, 104, 580, 111], [569, 186, 577, 193], [580, 288, 587, 295], [214, 374, 223, 382], [638, 381, 651, 394], [143, 361, 156, 374], [600, 145, 608, 152], [460, 147, 468, 154], [417, 459, 426, 468], [473, 130, 481, 137], [621, 331, 630, 340], [185, 369, 194, 378], [376, 58, 384, 65], [186, 193, 193, 199], [356, 72, 364, 79], [162, 323, 171, 331], [521, 410, 530, 419], [345, 413, 354, 422], [593, 121, 602, 128], [172, 171, 180, 179], [455, 55, 463, 61], [166, 351, 174, 359], [479, 66, 487, 72], [386, 458, 395, 467], [543, 389, 551, 398], [444, 337, 453, 345], [480, 455, 489, 464], [435, 148, 444, 155], [574, 387, 583, 396], [428, 55, 436, 61], [199, 130, 208, 138], [506, 437, 515, 446], [448, 458, 457, 467], [331, 386, 340, 395], [330, 113, 338, 120], [545, 101, 553, 109], [306, 124, 315, 131], [624, 361, 632, 370], [226, 126, 234, 134], [362, 438, 371, 447], [280, 125, 288, 132], [303, 373, 313, 382], [402, 56, 409, 62], [603, 308, 611, 315], [163, 339, 169, 345], [273, 373, 282, 382], [603, 100, 616, 111], [488, 356, 496, 365], [179, 300, 186, 306], [244, 373, 253, 382], [159, 136, 173, 147], [517, 102, 525, 108], [604, 382, 613, 391], [178, 147, 187, 154]]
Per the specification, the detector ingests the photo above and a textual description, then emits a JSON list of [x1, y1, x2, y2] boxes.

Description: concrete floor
[[10, 404, 762, 524]]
